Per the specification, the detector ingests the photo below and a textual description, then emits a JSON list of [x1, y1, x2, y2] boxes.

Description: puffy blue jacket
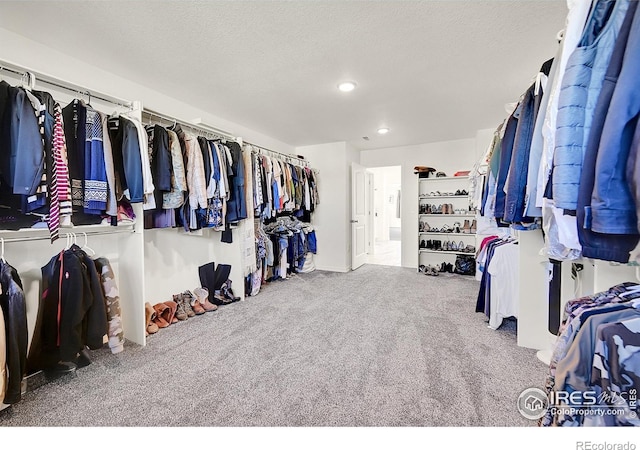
[[552, 0, 629, 211]]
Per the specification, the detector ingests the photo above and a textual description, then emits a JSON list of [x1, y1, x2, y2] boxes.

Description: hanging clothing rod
[[247, 142, 309, 168], [142, 108, 237, 141], [0, 58, 134, 109], [0, 226, 134, 244]]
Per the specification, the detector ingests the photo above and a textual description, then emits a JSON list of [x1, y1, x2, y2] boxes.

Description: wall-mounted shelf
[[419, 232, 476, 237], [419, 213, 476, 218], [419, 249, 476, 255], [417, 173, 475, 267], [419, 195, 468, 199]]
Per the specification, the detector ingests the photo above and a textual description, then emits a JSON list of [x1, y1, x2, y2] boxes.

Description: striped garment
[[49, 104, 72, 241]]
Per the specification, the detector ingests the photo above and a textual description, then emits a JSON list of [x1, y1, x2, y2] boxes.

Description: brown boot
[[145, 302, 159, 335], [162, 300, 179, 324], [183, 290, 205, 315], [172, 294, 188, 321], [152, 303, 170, 328]]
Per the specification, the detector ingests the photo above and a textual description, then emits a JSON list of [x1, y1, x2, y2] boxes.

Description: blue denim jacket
[[590, 1, 640, 235], [578, 0, 639, 262]]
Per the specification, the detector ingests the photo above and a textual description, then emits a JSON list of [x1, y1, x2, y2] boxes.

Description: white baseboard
[[315, 265, 350, 273]]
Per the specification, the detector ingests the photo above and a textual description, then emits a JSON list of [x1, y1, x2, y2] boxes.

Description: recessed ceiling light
[[338, 81, 357, 92], [377, 127, 390, 135]]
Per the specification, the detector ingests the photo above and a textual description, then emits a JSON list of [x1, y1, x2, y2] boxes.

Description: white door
[[367, 172, 375, 255], [352, 163, 368, 270]]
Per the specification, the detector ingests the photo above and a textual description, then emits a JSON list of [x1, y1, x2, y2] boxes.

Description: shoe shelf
[[419, 213, 476, 217], [419, 176, 469, 181], [417, 172, 475, 266], [419, 249, 476, 256], [419, 232, 476, 237], [419, 195, 468, 199]]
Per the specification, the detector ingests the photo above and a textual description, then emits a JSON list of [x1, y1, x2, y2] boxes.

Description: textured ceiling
[[0, 1, 567, 150]]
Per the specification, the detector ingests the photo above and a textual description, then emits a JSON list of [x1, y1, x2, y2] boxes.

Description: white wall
[[475, 127, 495, 161], [0, 27, 296, 346], [296, 142, 352, 272], [360, 138, 477, 268], [0, 27, 294, 155]]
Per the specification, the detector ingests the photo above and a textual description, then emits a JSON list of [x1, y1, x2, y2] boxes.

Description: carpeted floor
[[0, 265, 548, 426]]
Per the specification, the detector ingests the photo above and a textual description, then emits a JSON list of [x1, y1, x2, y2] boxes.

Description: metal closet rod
[[0, 226, 134, 244], [248, 143, 309, 167], [142, 108, 236, 141], [0, 58, 134, 109]]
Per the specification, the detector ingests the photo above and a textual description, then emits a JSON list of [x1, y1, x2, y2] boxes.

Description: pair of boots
[[174, 289, 218, 318], [146, 301, 176, 335], [199, 262, 241, 306], [462, 219, 477, 234]]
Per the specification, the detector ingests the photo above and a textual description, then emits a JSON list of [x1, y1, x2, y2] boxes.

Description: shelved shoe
[[470, 219, 477, 234], [462, 219, 471, 234]]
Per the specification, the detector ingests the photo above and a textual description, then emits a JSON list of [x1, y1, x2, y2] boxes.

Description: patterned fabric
[[587, 317, 640, 426], [94, 257, 124, 355], [53, 105, 72, 219], [163, 130, 186, 209], [185, 134, 207, 210], [84, 107, 108, 212], [540, 282, 640, 426]]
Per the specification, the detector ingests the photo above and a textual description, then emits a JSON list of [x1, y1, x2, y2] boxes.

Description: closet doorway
[[366, 166, 402, 267]]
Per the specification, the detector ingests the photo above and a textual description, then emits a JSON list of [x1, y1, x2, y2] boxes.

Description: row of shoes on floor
[[420, 239, 476, 253], [419, 219, 477, 233], [419, 189, 468, 197], [145, 284, 240, 335], [419, 262, 456, 276], [419, 203, 469, 215]]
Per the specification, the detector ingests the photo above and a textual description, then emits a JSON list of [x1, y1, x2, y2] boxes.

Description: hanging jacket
[[148, 124, 172, 210], [0, 260, 27, 404], [591, 1, 640, 235], [0, 82, 43, 197], [34, 246, 108, 369], [578, 0, 640, 262], [163, 130, 186, 209], [185, 133, 207, 210], [225, 141, 246, 223], [62, 99, 87, 212], [0, 305, 6, 404], [552, 0, 630, 210]]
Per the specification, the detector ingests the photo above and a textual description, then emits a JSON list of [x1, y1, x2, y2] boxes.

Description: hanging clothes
[[0, 259, 27, 405], [29, 245, 108, 373]]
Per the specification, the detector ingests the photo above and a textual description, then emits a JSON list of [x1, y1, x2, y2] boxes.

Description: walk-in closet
[[0, 1, 637, 445]]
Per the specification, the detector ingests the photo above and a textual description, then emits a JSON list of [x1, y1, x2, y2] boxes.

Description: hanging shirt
[[486, 241, 519, 329], [185, 133, 207, 210]]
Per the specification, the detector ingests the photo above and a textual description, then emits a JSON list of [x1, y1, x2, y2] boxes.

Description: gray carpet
[[0, 265, 548, 426]]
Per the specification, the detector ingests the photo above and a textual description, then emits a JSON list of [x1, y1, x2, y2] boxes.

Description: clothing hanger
[[81, 232, 96, 257], [0, 238, 5, 263]]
